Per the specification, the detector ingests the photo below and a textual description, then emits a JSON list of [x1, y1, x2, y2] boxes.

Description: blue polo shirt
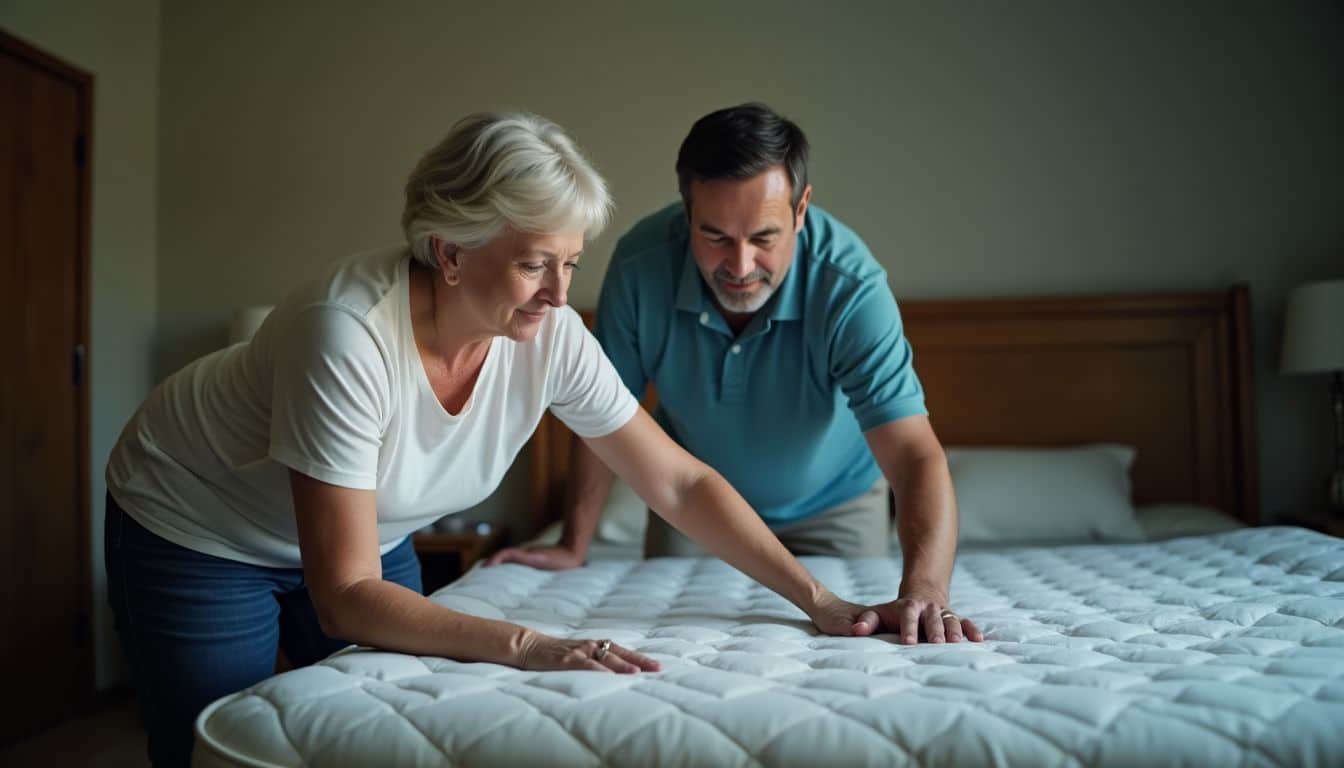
[[594, 202, 927, 523]]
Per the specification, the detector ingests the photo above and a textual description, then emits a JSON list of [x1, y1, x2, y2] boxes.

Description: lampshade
[[228, 305, 275, 345], [1280, 279, 1344, 374]]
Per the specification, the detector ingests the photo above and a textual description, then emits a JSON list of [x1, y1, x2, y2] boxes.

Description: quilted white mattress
[[195, 526, 1344, 767]]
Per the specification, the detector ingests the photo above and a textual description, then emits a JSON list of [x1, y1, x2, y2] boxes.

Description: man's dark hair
[[675, 103, 810, 212]]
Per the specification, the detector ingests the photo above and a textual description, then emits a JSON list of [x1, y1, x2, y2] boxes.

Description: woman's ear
[[431, 237, 463, 286]]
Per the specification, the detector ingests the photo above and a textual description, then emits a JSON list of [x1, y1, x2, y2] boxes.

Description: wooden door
[[0, 29, 93, 745]]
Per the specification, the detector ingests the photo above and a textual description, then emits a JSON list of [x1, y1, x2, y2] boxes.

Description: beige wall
[[1, 1, 160, 689]]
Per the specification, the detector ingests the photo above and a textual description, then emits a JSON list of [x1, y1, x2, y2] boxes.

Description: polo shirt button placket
[[722, 341, 746, 404]]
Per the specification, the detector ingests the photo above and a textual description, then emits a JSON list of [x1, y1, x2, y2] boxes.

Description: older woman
[[106, 112, 884, 766]]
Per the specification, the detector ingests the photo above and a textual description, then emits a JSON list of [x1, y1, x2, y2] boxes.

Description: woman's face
[[450, 226, 584, 342]]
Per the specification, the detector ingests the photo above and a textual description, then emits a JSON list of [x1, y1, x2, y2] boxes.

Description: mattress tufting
[[194, 526, 1344, 767]]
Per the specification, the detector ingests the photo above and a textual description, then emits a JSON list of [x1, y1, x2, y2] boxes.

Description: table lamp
[[1280, 279, 1344, 512]]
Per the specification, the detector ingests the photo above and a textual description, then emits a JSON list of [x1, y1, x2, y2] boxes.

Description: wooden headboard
[[529, 286, 1259, 529]]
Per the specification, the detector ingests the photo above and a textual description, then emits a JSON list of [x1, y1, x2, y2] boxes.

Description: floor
[[0, 695, 147, 767]]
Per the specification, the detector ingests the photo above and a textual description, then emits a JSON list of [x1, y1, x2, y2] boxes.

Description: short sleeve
[[593, 246, 649, 399], [548, 307, 639, 439], [829, 280, 928, 431], [269, 305, 391, 489]]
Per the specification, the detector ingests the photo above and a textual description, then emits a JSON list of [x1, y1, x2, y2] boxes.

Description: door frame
[[1, 27, 94, 710]]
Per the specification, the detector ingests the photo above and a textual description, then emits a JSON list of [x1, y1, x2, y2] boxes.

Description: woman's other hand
[[516, 632, 661, 673], [484, 544, 583, 570], [807, 590, 886, 637]]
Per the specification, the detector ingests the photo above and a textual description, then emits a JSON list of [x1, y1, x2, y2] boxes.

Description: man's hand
[[872, 583, 983, 644], [807, 586, 983, 644], [484, 544, 584, 570]]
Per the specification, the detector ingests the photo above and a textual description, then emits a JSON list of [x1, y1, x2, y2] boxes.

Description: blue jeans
[[105, 493, 422, 767]]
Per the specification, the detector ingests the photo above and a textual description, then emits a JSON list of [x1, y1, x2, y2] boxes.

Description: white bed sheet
[[195, 526, 1344, 767]]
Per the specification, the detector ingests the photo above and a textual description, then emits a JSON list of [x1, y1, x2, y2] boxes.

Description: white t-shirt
[[106, 247, 638, 567]]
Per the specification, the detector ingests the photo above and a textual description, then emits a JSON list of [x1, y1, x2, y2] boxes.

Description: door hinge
[[72, 344, 85, 386], [74, 134, 87, 169]]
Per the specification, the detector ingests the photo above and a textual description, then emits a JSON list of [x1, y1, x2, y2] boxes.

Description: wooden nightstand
[[1276, 513, 1344, 538], [413, 524, 509, 594]]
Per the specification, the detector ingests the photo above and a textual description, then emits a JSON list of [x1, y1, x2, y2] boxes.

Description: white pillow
[[944, 444, 1145, 546], [599, 445, 1151, 548], [525, 478, 645, 550], [596, 476, 648, 544]]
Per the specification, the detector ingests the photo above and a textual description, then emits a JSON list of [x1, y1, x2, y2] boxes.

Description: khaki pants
[[644, 480, 891, 558]]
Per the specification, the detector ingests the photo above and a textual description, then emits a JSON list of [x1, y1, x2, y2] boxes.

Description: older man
[[491, 103, 979, 644]]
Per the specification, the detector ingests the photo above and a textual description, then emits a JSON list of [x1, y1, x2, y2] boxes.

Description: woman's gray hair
[[401, 112, 613, 267]]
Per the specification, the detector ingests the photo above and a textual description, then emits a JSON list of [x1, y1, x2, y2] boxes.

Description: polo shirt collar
[[765, 237, 805, 321], [674, 240, 707, 313], [672, 217, 808, 322]]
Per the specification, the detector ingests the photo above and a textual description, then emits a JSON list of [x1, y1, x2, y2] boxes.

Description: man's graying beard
[[711, 266, 775, 312]]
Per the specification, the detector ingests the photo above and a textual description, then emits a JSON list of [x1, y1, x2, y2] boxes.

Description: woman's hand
[[516, 631, 662, 674], [484, 544, 583, 570], [807, 590, 886, 637]]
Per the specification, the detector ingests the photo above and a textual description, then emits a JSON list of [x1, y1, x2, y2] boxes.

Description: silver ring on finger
[[939, 609, 960, 622], [592, 638, 612, 661]]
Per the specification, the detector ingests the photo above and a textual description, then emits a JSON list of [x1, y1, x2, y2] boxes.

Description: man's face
[[687, 166, 811, 317]]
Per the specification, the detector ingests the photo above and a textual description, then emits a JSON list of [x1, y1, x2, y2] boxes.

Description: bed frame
[[529, 287, 1259, 530]]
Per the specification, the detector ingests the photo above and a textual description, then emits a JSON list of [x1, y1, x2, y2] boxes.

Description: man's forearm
[[893, 454, 958, 599], [559, 435, 617, 559]]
